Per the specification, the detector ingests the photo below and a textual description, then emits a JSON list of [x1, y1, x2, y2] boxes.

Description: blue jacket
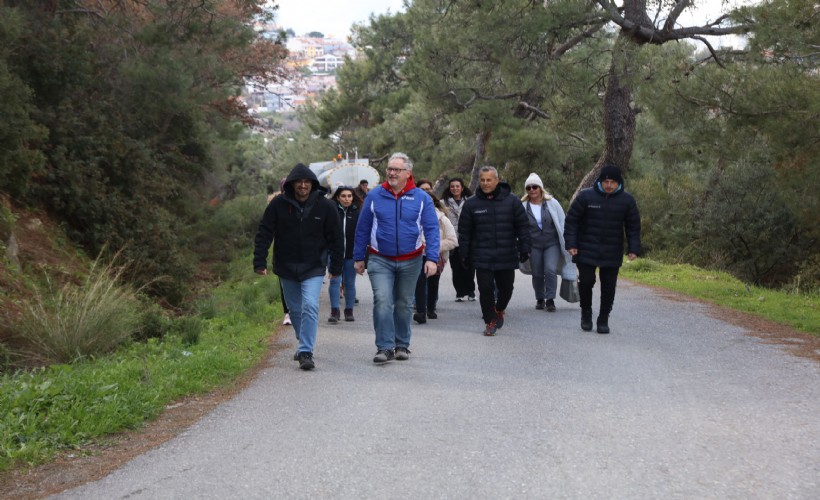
[[353, 179, 440, 262]]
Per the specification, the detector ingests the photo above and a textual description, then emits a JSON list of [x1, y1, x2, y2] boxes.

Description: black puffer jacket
[[458, 182, 531, 271], [253, 164, 344, 279], [563, 182, 641, 268], [336, 203, 359, 260]]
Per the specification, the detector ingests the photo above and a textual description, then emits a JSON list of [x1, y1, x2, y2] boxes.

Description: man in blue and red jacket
[[354, 152, 440, 364]]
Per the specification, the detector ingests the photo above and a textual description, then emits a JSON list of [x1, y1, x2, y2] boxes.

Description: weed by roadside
[[621, 258, 819, 335]]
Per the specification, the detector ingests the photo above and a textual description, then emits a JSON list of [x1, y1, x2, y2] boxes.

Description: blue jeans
[[280, 275, 324, 354], [530, 244, 561, 300], [367, 254, 422, 350], [328, 259, 357, 309]]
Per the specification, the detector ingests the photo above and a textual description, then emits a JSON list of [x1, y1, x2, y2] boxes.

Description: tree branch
[[692, 35, 726, 69], [550, 20, 607, 60], [663, 0, 691, 33]]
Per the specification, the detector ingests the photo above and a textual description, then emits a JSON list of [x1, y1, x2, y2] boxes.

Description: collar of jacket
[[380, 176, 418, 199]]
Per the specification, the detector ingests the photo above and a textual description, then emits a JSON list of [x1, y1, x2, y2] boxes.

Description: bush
[[12, 256, 143, 365], [133, 304, 172, 342], [172, 316, 202, 346]]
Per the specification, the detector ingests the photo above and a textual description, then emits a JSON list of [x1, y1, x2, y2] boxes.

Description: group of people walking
[[254, 154, 641, 370]]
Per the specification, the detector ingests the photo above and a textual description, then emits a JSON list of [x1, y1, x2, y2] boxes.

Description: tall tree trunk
[[469, 129, 492, 192]]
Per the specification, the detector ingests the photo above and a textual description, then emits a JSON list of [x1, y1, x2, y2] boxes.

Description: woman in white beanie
[[521, 172, 574, 311]]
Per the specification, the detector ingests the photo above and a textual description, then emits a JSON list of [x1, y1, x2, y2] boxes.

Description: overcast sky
[[273, 1, 757, 42]]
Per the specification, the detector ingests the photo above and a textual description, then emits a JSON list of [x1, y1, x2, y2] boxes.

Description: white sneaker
[[283, 313, 292, 325]]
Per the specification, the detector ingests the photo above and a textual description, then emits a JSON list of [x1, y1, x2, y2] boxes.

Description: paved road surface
[[55, 266, 819, 499]]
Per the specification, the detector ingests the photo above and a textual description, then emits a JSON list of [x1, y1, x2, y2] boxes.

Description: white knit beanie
[[524, 172, 544, 190]]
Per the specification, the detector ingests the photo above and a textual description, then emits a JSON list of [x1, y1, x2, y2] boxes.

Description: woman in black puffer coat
[[327, 186, 361, 323], [564, 165, 641, 334]]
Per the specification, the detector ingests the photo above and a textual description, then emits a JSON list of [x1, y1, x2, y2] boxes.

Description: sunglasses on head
[[525, 185, 540, 191]]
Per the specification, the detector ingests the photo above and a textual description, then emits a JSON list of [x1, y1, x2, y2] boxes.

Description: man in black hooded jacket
[[564, 164, 641, 334], [254, 163, 344, 370]]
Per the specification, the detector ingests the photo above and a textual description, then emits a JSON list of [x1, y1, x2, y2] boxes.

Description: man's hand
[[627, 253, 637, 262], [568, 248, 578, 257], [519, 252, 529, 263], [424, 260, 438, 278], [254, 268, 267, 276], [354, 260, 366, 275]]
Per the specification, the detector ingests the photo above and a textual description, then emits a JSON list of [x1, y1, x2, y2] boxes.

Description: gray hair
[[479, 166, 498, 178], [389, 152, 414, 171]]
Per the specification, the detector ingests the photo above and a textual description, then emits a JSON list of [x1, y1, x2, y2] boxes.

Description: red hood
[[381, 175, 417, 199]]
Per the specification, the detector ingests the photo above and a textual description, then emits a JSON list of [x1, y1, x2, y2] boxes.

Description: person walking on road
[[254, 164, 344, 370], [413, 179, 458, 323], [354, 153, 440, 364], [563, 164, 641, 334], [353, 179, 369, 202], [458, 166, 531, 336], [521, 173, 574, 312], [442, 177, 476, 302], [327, 186, 361, 323]]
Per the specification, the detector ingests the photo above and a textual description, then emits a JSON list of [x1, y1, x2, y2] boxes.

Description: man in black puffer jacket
[[458, 166, 531, 336], [564, 164, 641, 334], [254, 163, 344, 370]]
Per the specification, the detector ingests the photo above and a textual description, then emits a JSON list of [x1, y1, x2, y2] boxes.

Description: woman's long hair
[[441, 177, 473, 200], [332, 186, 362, 209]]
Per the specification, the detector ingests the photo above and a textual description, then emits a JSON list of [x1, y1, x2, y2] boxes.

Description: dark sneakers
[[426, 310, 437, 319], [484, 320, 498, 336], [344, 308, 355, 321], [536, 299, 545, 310], [373, 349, 395, 363], [596, 315, 610, 334], [395, 347, 411, 360], [413, 312, 427, 324], [581, 308, 593, 331], [328, 308, 340, 324], [297, 351, 315, 370], [545, 299, 556, 312]]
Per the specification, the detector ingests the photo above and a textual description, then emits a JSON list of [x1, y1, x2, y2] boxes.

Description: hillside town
[[243, 23, 356, 116]]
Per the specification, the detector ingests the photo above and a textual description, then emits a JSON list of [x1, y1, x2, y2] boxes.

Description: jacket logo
[[588, 204, 601, 209], [314, 216, 322, 220], [474, 209, 488, 214]]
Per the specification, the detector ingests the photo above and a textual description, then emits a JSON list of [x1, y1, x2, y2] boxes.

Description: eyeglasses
[[525, 185, 540, 191], [386, 167, 408, 174]]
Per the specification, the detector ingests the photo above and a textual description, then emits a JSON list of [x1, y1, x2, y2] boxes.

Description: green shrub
[[172, 316, 202, 346], [13, 257, 143, 365], [134, 304, 172, 342]]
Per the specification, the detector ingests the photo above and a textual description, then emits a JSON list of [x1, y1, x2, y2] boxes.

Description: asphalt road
[[54, 266, 819, 499]]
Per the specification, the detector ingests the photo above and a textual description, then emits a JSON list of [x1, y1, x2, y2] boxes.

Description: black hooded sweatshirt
[[253, 163, 344, 279]]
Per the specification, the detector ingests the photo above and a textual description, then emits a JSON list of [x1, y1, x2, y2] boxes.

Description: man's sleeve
[[457, 201, 472, 260], [563, 195, 584, 250], [513, 199, 531, 254], [625, 195, 641, 255], [253, 203, 275, 271], [325, 201, 344, 275], [421, 195, 440, 262], [353, 195, 374, 261]]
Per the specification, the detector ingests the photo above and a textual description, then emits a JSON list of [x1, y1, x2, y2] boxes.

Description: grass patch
[[0, 265, 280, 472], [621, 258, 819, 335]]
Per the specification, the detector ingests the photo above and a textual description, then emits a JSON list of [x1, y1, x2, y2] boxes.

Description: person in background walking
[[521, 173, 574, 312], [327, 186, 361, 323], [458, 166, 531, 336], [353, 179, 369, 201], [413, 179, 458, 323], [254, 164, 344, 370], [354, 153, 440, 364], [564, 165, 641, 334], [442, 177, 476, 302]]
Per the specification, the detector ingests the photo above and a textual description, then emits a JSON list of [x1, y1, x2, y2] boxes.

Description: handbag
[[559, 278, 580, 303], [519, 259, 532, 275]]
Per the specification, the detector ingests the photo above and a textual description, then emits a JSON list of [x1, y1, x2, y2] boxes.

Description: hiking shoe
[[297, 351, 315, 370], [395, 347, 411, 360], [293, 351, 299, 361], [373, 349, 395, 363], [468, 295, 476, 302], [427, 310, 438, 319], [545, 299, 556, 312], [328, 308, 340, 324], [456, 296, 465, 302], [283, 313, 292, 325], [413, 312, 427, 324], [536, 299, 545, 310], [344, 308, 355, 321], [484, 320, 498, 336], [495, 309, 505, 329]]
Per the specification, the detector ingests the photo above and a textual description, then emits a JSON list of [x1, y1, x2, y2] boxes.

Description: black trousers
[[449, 247, 476, 298], [475, 268, 515, 324], [577, 263, 620, 315], [415, 266, 441, 313]]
